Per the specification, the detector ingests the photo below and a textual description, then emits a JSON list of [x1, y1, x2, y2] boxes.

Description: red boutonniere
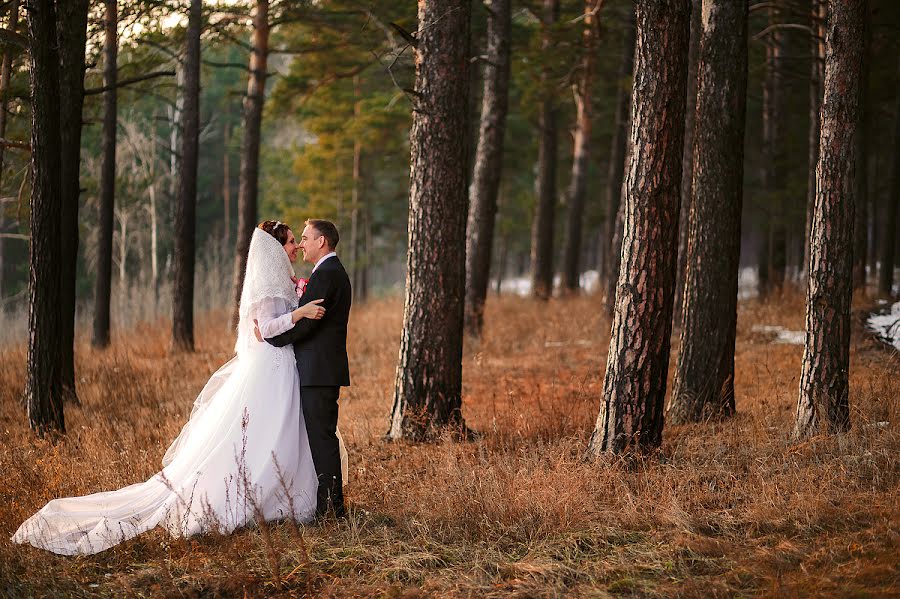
[[295, 277, 308, 298]]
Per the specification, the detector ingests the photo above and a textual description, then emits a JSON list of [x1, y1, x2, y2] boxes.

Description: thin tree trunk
[[388, 0, 471, 442], [230, 0, 269, 329], [350, 74, 363, 302], [668, 0, 749, 424], [804, 0, 825, 283], [529, 0, 559, 300], [0, 0, 20, 298], [561, 0, 600, 294], [760, 1, 787, 295], [878, 56, 900, 297], [602, 3, 635, 313], [673, 0, 701, 320], [362, 199, 371, 299], [223, 120, 231, 247], [92, 0, 117, 348], [853, 9, 869, 292], [25, 0, 65, 434], [117, 210, 127, 283], [496, 232, 508, 296], [588, 0, 690, 456], [56, 0, 88, 404], [464, 0, 511, 335], [795, 0, 865, 438], [172, 0, 201, 351], [149, 184, 158, 300]]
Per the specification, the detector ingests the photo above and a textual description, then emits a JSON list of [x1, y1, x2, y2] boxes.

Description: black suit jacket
[[266, 256, 351, 387]]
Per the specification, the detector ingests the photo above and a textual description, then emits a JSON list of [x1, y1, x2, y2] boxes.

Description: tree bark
[[350, 74, 366, 303], [604, 181, 626, 317], [673, 0, 701, 320], [92, 0, 117, 349], [529, 0, 559, 301], [561, 0, 599, 294], [759, 0, 788, 296], [223, 119, 231, 247], [0, 0, 20, 298], [803, 0, 825, 283], [852, 4, 869, 291], [464, 0, 510, 335], [878, 56, 900, 297], [25, 0, 65, 434], [172, 0, 201, 351], [230, 0, 269, 330], [388, 0, 471, 442], [602, 4, 635, 313], [795, 0, 865, 439], [668, 0, 749, 424], [587, 0, 690, 456], [56, 0, 88, 404]]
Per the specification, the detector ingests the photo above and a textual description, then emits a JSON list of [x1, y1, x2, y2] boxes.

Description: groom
[[263, 219, 350, 519]]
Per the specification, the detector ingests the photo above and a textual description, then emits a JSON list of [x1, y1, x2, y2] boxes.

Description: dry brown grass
[[0, 291, 897, 597]]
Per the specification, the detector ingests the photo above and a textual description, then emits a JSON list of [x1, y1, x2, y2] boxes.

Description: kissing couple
[[13, 219, 352, 555]]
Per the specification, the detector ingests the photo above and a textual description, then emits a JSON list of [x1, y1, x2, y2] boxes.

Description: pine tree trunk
[[760, 1, 788, 295], [230, 0, 269, 329], [877, 57, 900, 297], [602, 4, 635, 313], [25, 0, 65, 434], [56, 0, 88, 404], [605, 187, 626, 317], [673, 0, 701, 320], [668, 0, 749, 424], [529, 0, 559, 301], [223, 120, 231, 247], [804, 0, 825, 282], [362, 201, 371, 299], [496, 231, 508, 295], [464, 0, 510, 335], [172, 0, 201, 351], [388, 0, 471, 442], [350, 75, 363, 302], [587, 0, 690, 456], [795, 0, 865, 439], [0, 0, 20, 298], [92, 0, 117, 349], [561, 0, 599, 294], [852, 5, 870, 291]]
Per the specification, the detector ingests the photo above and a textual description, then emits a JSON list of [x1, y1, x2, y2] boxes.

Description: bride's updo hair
[[258, 220, 291, 245]]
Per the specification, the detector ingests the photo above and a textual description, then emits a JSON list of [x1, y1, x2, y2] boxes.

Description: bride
[[12, 221, 347, 555]]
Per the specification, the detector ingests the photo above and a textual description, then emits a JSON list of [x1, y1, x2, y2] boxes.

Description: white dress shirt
[[312, 252, 337, 274]]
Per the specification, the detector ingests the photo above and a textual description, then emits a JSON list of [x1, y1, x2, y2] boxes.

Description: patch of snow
[[867, 301, 900, 351], [738, 267, 758, 300], [751, 324, 805, 345], [497, 270, 601, 297]]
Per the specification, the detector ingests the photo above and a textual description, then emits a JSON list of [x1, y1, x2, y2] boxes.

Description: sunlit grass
[[0, 290, 896, 597]]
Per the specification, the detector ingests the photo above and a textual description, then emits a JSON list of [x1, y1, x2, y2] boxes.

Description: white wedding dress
[[12, 229, 347, 556]]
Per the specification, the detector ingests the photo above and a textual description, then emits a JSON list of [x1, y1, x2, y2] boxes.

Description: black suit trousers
[[301, 385, 345, 516]]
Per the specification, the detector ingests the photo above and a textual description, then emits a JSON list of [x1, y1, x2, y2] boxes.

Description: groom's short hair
[[306, 219, 339, 250]]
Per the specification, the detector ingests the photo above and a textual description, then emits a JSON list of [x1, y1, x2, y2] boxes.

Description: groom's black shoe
[[314, 480, 346, 521]]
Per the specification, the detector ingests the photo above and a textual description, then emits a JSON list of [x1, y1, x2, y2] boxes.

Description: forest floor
[[0, 291, 897, 598]]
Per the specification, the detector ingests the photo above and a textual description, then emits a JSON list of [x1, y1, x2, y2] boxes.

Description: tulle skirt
[[12, 343, 344, 556]]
